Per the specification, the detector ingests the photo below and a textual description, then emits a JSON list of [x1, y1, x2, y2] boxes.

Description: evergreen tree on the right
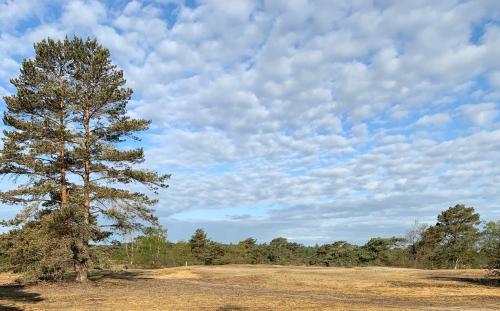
[[480, 221, 500, 279], [436, 204, 480, 269], [415, 204, 481, 269]]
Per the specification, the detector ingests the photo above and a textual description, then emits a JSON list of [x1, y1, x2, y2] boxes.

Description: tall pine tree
[[68, 38, 169, 281], [0, 37, 169, 282]]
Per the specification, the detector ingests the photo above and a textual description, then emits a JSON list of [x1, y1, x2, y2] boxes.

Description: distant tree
[[220, 243, 246, 264], [188, 229, 226, 265], [130, 226, 168, 267], [237, 237, 259, 263], [360, 237, 405, 265], [414, 225, 444, 268], [480, 221, 500, 278], [405, 221, 428, 265], [267, 237, 304, 265], [414, 204, 481, 269], [189, 228, 209, 263], [170, 241, 195, 266], [268, 237, 289, 264], [315, 241, 359, 267], [240, 237, 257, 250], [205, 242, 225, 265], [436, 204, 480, 269]]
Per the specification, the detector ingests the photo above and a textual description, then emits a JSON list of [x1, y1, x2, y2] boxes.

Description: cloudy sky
[[1, 0, 500, 245]]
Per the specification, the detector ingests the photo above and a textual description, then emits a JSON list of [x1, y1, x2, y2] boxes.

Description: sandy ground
[[0, 265, 498, 310]]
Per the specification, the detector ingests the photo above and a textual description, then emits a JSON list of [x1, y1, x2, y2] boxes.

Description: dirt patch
[[147, 268, 200, 280]]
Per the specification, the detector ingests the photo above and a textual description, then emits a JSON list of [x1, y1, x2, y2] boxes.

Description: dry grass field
[[0, 265, 498, 310]]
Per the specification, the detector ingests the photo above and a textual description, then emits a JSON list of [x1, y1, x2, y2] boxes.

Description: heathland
[[0, 265, 499, 310]]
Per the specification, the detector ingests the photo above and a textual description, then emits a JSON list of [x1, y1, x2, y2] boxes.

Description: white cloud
[[461, 103, 499, 126], [415, 113, 451, 127], [489, 71, 500, 88], [0, 0, 42, 30], [61, 0, 107, 31], [351, 123, 368, 138]]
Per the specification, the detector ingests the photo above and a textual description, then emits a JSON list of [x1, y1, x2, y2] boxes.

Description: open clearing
[[0, 265, 498, 310]]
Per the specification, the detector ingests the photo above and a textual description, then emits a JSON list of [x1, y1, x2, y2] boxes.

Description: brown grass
[[0, 265, 498, 310]]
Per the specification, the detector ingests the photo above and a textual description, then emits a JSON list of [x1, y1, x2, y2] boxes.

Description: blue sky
[[1, 0, 500, 245]]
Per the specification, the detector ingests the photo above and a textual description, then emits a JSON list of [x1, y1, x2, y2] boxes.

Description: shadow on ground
[[0, 284, 42, 311], [88, 270, 153, 282], [429, 276, 500, 288], [216, 305, 249, 311]]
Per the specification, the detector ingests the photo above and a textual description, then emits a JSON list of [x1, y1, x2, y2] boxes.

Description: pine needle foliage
[[0, 37, 169, 282]]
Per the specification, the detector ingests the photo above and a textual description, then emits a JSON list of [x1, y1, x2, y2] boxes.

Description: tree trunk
[[59, 100, 85, 282], [130, 241, 135, 265], [125, 241, 134, 266], [59, 103, 68, 210], [155, 236, 160, 265], [60, 141, 68, 209], [75, 260, 88, 282], [76, 106, 92, 282]]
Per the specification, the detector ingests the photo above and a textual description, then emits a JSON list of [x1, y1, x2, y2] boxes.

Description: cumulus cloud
[[461, 103, 499, 126], [61, 0, 107, 30], [415, 113, 451, 127], [1, 0, 500, 244], [0, 0, 43, 30]]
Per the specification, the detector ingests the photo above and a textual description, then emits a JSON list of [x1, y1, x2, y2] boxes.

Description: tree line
[[108, 204, 499, 278]]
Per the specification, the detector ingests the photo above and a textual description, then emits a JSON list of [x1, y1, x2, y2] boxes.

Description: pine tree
[[480, 221, 500, 279], [0, 37, 169, 282], [0, 38, 80, 281], [67, 38, 169, 281], [189, 228, 209, 263], [414, 204, 481, 269], [437, 204, 480, 269]]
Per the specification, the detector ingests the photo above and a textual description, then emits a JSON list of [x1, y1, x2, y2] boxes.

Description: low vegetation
[[109, 205, 498, 278], [1, 204, 499, 283]]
